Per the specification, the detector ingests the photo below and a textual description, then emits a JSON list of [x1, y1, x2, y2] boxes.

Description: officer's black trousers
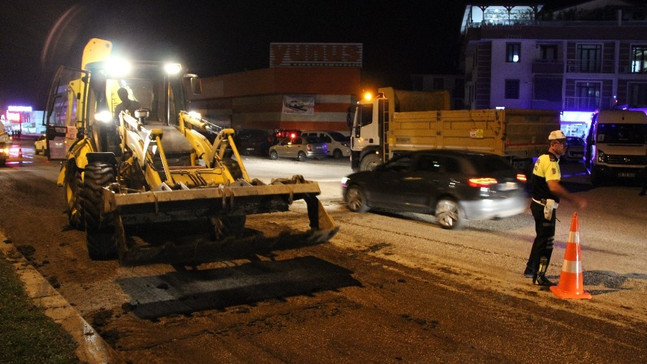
[[525, 200, 556, 276]]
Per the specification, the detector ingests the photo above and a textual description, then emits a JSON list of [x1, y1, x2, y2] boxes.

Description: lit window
[[631, 45, 647, 73], [506, 43, 521, 63]]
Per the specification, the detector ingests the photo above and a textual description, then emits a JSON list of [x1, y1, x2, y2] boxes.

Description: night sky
[[1, 1, 468, 108]]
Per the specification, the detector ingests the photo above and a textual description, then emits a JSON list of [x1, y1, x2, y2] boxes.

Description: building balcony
[[563, 96, 614, 111], [532, 60, 564, 74], [566, 59, 615, 73]]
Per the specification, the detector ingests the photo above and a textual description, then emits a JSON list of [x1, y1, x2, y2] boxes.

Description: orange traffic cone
[[550, 212, 592, 299]]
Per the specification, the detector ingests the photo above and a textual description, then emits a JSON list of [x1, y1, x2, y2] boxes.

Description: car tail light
[[307, 145, 312, 151], [516, 173, 527, 183], [468, 177, 498, 188]]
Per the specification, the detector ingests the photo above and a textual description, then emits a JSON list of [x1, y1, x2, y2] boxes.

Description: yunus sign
[[270, 43, 362, 68]]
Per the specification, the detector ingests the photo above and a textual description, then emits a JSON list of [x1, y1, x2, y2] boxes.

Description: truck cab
[[585, 110, 647, 186]]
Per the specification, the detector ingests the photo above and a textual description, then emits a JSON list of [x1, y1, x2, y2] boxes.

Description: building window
[[534, 77, 562, 102], [539, 44, 557, 61], [505, 79, 520, 99], [631, 46, 647, 73], [506, 43, 521, 63], [575, 82, 600, 109], [628, 83, 647, 106], [433, 77, 445, 90], [576, 44, 601, 72]]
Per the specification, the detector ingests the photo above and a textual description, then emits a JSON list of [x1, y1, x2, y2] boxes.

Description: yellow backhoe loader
[[44, 38, 338, 266]]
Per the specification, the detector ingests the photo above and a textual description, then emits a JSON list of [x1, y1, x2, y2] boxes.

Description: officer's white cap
[[548, 130, 566, 141]]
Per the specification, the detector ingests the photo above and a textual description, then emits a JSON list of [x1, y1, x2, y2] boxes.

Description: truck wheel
[[81, 161, 118, 260], [297, 151, 307, 161], [269, 150, 279, 160], [345, 184, 369, 213], [333, 149, 343, 159], [64, 160, 85, 230], [360, 153, 381, 171], [435, 198, 464, 230]]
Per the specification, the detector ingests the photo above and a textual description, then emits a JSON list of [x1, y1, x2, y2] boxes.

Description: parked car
[[564, 136, 585, 162], [235, 129, 271, 156], [34, 134, 47, 156], [300, 130, 350, 159], [269, 136, 327, 161], [341, 150, 528, 229]]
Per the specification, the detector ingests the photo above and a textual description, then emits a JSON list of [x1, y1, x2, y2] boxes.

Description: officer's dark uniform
[[524, 151, 561, 285]]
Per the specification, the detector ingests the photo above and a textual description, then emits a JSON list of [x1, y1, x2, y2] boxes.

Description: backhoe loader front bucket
[[102, 176, 339, 266]]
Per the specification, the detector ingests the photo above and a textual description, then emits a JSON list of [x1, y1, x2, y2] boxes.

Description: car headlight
[[341, 176, 350, 188]]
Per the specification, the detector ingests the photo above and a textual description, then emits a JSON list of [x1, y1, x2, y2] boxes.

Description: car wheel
[[333, 149, 343, 159], [269, 150, 279, 160], [297, 151, 306, 161], [435, 198, 463, 230], [346, 184, 369, 213]]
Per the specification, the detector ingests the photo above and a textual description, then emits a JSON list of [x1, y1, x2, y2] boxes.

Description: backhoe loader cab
[[45, 38, 338, 266]]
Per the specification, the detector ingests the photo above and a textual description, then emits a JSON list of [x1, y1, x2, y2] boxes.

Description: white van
[[585, 110, 647, 185], [300, 130, 350, 159]]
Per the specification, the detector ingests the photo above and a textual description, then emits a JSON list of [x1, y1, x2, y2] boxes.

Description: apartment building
[[461, 1, 647, 135]]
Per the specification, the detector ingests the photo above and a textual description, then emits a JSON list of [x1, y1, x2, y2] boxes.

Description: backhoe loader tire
[[64, 160, 84, 230], [81, 161, 118, 260]]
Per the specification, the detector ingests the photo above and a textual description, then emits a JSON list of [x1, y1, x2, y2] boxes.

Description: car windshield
[[597, 123, 647, 144], [567, 137, 584, 146], [384, 155, 414, 172]]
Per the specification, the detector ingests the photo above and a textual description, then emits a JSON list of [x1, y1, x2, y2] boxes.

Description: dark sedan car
[[341, 150, 528, 229]]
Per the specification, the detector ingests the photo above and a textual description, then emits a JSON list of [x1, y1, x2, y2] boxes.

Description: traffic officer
[[524, 130, 587, 286]]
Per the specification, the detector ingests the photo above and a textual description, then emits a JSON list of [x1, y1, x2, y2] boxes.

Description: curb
[[0, 237, 124, 364]]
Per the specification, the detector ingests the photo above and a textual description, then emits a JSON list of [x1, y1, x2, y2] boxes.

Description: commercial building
[[188, 43, 362, 134]]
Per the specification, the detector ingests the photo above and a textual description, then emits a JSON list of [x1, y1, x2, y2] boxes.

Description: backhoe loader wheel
[[210, 215, 246, 240], [81, 161, 118, 260], [64, 160, 84, 230]]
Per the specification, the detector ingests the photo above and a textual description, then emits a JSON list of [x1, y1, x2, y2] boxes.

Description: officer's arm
[[547, 180, 587, 209]]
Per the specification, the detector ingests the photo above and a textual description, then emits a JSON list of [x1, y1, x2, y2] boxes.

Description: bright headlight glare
[[105, 58, 132, 77], [341, 176, 350, 187], [95, 110, 113, 123], [188, 111, 201, 120], [164, 63, 182, 75]]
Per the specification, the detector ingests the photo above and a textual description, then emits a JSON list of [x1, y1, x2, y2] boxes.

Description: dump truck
[[349, 87, 561, 175], [43, 38, 338, 266]]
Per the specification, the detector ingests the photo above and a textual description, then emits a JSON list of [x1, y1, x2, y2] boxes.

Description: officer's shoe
[[523, 267, 534, 278], [533, 274, 555, 287]]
